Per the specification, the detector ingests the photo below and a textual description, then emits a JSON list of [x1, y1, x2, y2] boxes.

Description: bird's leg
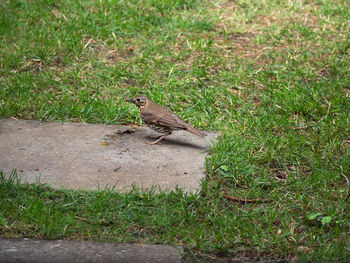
[[146, 132, 172, 145], [150, 134, 163, 139]]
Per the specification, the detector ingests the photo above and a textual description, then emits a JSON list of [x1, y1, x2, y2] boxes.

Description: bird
[[126, 96, 206, 144]]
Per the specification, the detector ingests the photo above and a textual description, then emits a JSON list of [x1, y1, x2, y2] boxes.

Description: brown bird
[[126, 96, 206, 144]]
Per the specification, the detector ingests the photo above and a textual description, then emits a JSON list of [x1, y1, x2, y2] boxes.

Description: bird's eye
[[136, 98, 140, 102]]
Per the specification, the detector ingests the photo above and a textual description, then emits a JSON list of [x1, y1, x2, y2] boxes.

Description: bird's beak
[[125, 99, 133, 103]]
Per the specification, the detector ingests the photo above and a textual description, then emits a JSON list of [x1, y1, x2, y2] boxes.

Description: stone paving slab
[[0, 238, 183, 263], [0, 119, 216, 192]]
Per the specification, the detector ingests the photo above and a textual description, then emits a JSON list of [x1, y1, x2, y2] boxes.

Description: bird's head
[[125, 96, 149, 108]]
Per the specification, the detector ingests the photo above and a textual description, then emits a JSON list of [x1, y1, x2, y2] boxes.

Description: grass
[[1, 0, 350, 261]]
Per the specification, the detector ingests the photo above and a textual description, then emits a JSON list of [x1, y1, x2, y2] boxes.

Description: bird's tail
[[186, 125, 207, 138]]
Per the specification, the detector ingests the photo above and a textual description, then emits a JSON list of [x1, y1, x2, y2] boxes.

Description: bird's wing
[[158, 113, 189, 129], [152, 113, 206, 137], [142, 110, 188, 129]]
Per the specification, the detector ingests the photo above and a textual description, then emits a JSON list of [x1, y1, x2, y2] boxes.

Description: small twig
[[343, 173, 349, 186], [293, 126, 309, 130], [168, 67, 174, 79], [341, 166, 349, 200], [75, 216, 89, 223], [318, 100, 332, 123], [326, 101, 332, 117], [224, 196, 272, 203], [112, 32, 118, 42], [83, 38, 93, 50], [113, 167, 121, 172]]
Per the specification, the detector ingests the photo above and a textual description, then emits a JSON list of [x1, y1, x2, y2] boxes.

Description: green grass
[[1, 0, 350, 261]]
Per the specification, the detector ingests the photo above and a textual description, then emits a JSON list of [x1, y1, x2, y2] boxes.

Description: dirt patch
[[207, 0, 329, 69], [269, 163, 311, 181], [83, 38, 136, 65], [16, 58, 43, 73]]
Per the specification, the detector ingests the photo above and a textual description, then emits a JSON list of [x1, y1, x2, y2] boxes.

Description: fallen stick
[[293, 126, 308, 130], [224, 196, 272, 203]]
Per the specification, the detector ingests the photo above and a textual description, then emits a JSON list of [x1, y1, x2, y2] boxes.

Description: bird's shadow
[[144, 135, 207, 150]]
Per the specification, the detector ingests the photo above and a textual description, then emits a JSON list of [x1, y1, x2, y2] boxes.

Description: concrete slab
[[0, 238, 183, 263], [0, 119, 216, 192]]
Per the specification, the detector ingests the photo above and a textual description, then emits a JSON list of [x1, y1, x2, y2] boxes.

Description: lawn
[[1, 0, 349, 261]]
